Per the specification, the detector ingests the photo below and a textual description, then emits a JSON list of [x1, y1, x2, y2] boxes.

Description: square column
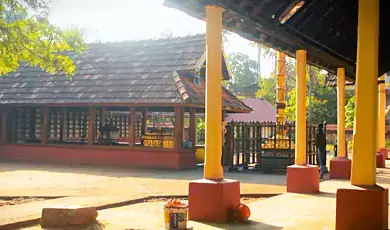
[[141, 108, 147, 136], [188, 5, 240, 223], [87, 107, 96, 145], [174, 106, 184, 150], [189, 108, 196, 147], [1, 109, 7, 144], [286, 50, 319, 194], [128, 107, 136, 147], [59, 108, 65, 142], [378, 75, 388, 159], [330, 68, 351, 179], [41, 106, 49, 144], [336, 0, 388, 229]]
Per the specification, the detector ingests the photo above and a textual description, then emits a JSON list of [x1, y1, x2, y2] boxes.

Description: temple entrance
[[223, 121, 320, 173]]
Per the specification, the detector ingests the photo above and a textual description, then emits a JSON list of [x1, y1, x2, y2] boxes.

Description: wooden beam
[[59, 108, 65, 142], [189, 108, 196, 146], [41, 106, 49, 144], [128, 106, 136, 147], [88, 107, 96, 145], [30, 108, 36, 140], [1, 110, 7, 144], [164, 0, 357, 78], [8, 109, 16, 143], [174, 106, 184, 150], [141, 108, 148, 136]]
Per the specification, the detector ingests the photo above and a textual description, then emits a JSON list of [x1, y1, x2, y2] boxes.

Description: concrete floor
[[0, 162, 286, 197], [72, 173, 389, 230], [3, 161, 390, 229], [88, 166, 390, 230], [0, 162, 286, 227]]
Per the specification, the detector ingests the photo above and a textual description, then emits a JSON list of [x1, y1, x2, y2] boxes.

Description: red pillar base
[[380, 148, 388, 160], [376, 152, 386, 168], [286, 165, 319, 193], [336, 185, 388, 230], [188, 178, 240, 223], [329, 157, 351, 179]]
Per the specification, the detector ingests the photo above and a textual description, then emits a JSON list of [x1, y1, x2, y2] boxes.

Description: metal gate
[[222, 121, 321, 173]]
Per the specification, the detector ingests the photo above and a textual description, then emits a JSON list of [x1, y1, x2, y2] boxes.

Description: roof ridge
[[222, 85, 253, 111], [172, 71, 191, 103], [88, 33, 206, 46]]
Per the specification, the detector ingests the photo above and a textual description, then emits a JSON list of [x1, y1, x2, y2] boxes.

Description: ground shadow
[[40, 221, 106, 230], [0, 161, 287, 186], [305, 191, 336, 199], [192, 219, 282, 230], [376, 168, 390, 185]]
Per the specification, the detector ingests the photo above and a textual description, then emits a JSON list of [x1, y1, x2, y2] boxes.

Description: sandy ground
[[4, 157, 389, 229], [0, 197, 47, 207], [22, 166, 390, 230], [0, 162, 286, 198], [1, 159, 350, 229], [0, 162, 287, 227]]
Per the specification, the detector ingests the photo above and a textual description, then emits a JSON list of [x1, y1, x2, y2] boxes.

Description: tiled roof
[[0, 34, 248, 111], [225, 98, 276, 122], [176, 72, 251, 112], [326, 73, 355, 87]]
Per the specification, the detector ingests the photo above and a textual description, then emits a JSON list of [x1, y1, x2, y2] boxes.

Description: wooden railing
[[222, 121, 322, 173]]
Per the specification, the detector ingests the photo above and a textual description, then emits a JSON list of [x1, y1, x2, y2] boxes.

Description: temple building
[[0, 34, 251, 169]]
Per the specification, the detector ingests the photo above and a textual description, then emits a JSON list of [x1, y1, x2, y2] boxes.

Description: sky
[[48, 0, 274, 77]]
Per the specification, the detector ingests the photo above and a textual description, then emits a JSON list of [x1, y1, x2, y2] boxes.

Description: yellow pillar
[[295, 50, 307, 165], [351, 0, 379, 186], [378, 74, 386, 150], [337, 68, 346, 157], [276, 52, 286, 125], [203, 5, 223, 180]]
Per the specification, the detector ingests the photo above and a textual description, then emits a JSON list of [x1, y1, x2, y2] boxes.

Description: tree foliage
[[255, 55, 295, 104], [225, 52, 258, 92], [196, 116, 205, 145], [345, 95, 355, 128], [256, 73, 276, 104], [225, 42, 341, 126], [285, 65, 340, 124], [285, 88, 330, 123], [0, 0, 87, 77]]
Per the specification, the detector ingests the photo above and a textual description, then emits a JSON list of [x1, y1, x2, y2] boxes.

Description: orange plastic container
[[163, 199, 188, 229]]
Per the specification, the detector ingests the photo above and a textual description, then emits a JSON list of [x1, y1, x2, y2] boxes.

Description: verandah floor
[[2, 161, 390, 229], [79, 168, 390, 230]]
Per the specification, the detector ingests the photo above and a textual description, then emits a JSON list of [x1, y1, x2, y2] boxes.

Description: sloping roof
[[176, 71, 251, 112], [164, 0, 390, 84], [0, 34, 248, 111], [225, 98, 276, 122], [326, 73, 355, 87]]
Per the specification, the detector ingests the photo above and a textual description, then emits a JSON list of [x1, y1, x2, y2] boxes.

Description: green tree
[[256, 73, 276, 104], [255, 55, 295, 105], [225, 52, 258, 92], [196, 116, 205, 145], [0, 0, 86, 76], [345, 95, 355, 128], [285, 88, 329, 123]]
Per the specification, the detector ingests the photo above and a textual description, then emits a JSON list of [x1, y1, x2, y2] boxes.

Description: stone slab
[[40, 206, 98, 228], [0, 195, 141, 227]]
